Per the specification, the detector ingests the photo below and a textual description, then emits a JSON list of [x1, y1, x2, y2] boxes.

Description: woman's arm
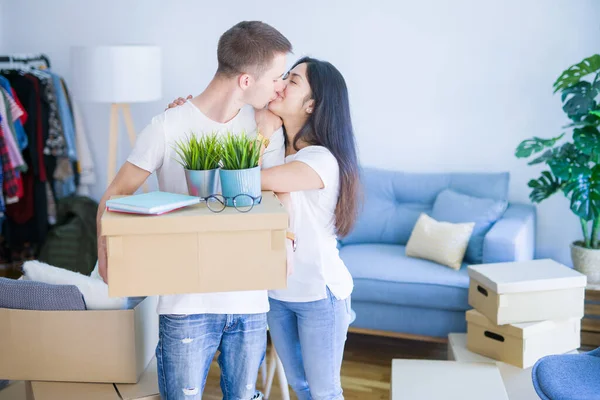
[[262, 161, 324, 193]]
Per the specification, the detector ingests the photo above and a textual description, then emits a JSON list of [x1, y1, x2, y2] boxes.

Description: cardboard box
[[468, 259, 586, 325], [466, 309, 581, 368], [0, 297, 158, 383], [102, 191, 288, 297], [448, 333, 578, 400], [391, 359, 508, 400], [25, 358, 160, 400]]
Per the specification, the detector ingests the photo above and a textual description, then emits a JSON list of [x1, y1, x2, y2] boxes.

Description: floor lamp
[[71, 45, 162, 192]]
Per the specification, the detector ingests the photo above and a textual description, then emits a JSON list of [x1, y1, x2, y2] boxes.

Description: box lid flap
[[115, 358, 159, 400], [101, 191, 288, 236], [467, 259, 587, 294], [466, 309, 579, 338]]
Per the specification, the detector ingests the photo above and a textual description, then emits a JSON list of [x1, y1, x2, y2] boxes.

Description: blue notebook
[[106, 191, 201, 215]]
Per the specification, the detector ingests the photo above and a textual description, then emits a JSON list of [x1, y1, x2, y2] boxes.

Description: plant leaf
[[172, 132, 222, 170], [563, 165, 600, 221], [573, 125, 600, 162], [515, 133, 564, 158], [562, 111, 600, 128], [527, 171, 562, 203], [561, 81, 599, 122], [553, 54, 600, 93], [544, 142, 591, 180], [220, 131, 262, 170]]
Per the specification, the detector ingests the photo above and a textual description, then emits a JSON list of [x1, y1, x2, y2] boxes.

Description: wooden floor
[[203, 333, 448, 400]]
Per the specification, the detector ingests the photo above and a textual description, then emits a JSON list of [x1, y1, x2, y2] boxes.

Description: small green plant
[[173, 132, 222, 171], [220, 131, 262, 170]]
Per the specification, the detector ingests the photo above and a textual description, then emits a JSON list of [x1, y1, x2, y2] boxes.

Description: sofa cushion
[[406, 213, 474, 270], [341, 168, 509, 246], [340, 243, 470, 311], [431, 189, 508, 264], [351, 301, 467, 338]]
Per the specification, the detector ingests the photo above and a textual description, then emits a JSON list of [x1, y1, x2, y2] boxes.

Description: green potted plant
[[219, 131, 263, 208], [516, 54, 600, 284], [174, 132, 222, 198]]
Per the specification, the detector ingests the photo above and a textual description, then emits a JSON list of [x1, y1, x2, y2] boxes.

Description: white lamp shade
[[71, 45, 162, 103]]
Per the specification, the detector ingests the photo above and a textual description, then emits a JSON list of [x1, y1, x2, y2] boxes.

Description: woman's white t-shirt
[[268, 146, 354, 302]]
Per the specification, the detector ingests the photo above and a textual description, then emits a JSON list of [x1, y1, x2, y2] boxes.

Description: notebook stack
[[106, 191, 201, 215]]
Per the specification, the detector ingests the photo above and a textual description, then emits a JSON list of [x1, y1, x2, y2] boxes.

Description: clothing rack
[[0, 54, 51, 69]]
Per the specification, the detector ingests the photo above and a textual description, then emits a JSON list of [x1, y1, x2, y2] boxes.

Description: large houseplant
[[219, 131, 264, 207], [516, 54, 600, 284], [174, 132, 222, 198]]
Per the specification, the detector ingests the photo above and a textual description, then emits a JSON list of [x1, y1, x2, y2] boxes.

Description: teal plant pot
[[219, 166, 261, 207]]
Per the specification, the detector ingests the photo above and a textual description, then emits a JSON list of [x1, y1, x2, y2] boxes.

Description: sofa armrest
[[482, 203, 536, 263]]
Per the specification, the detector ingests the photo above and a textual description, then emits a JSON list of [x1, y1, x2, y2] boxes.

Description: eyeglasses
[[200, 194, 262, 213]]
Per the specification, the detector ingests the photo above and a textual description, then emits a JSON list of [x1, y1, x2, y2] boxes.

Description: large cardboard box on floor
[[25, 358, 160, 400], [466, 309, 580, 368], [468, 259, 586, 325], [0, 296, 158, 384], [102, 191, 288, 297]]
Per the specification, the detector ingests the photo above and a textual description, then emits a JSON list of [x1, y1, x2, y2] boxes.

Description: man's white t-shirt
[[127, 100, 284, 315], [268, 146, 354, 303]]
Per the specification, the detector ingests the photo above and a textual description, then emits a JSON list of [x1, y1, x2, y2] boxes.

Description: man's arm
[[97, 162, 151, 283]]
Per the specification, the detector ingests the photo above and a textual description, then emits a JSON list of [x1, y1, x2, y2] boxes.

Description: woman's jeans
[[267, 289, 352, 400]]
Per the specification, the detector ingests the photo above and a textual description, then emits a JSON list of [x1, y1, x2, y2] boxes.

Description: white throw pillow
[[405, 213, 475, 270], [23, 260, 129, 310]]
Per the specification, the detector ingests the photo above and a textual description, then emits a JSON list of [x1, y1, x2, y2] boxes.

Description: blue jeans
[[156, 313, 267, 400], [267, 290, 352, 400]]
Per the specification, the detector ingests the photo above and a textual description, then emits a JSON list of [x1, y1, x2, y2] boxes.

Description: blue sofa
[[338, 168, 536, 340]]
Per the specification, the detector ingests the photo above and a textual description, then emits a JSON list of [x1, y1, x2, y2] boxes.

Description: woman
[[170, 56, 360, 399], [256, 57, 360, 400]]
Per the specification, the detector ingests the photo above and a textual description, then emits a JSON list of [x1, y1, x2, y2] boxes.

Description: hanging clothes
[[0, 115, 22, 201], [47, 71, 76, 161], [0, 91, 26, 172], [0, 56, 89, 262], [2, 70, 50, 250], [0, 76, 28, 151]]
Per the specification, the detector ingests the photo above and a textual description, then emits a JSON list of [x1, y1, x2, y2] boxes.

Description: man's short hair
[[217, 21, 292, 78]]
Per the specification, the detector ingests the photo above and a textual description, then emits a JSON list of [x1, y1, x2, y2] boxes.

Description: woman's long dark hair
[[285, 57, 360, 237]]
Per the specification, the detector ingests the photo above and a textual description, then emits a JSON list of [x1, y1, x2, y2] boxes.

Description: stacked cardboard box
[[0, 359, 159, 400], [465, 259, 587, 368], [0, 296, 158, 383], [25, 358, 160, 400], [0, 296, 159, 399]]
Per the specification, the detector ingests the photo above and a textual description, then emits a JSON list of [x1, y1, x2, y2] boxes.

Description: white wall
[[0, 1, 4, 51], [1, 0, 599, 266]]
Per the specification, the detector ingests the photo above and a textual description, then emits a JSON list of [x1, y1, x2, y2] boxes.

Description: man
[[96, 21, 292, 399]]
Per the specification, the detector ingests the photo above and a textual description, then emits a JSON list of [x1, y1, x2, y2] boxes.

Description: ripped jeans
[[156, 313, 267, 400]]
